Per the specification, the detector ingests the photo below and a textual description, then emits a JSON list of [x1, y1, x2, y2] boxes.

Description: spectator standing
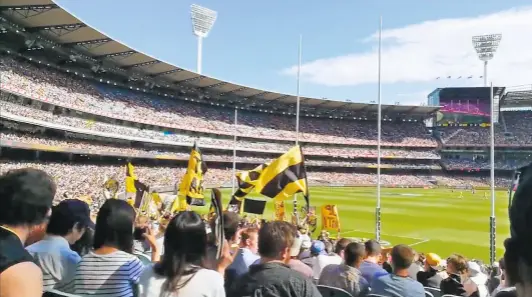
[[370, 244, 425, 297], [138, 211, 225, 297], [228, 221, 321, 297], [66, 199, 146, 297], [0, 168, 56, 297], [417, 252, 444, 288], [225, 227, 260, 290], [26, 199, 93, 290], [288, 236, 313, 279], [319, 242, 369, 297], [360, 239, 388, 284]]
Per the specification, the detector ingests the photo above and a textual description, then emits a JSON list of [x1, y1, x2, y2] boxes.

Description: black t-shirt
[[0, 226, 34, 274]]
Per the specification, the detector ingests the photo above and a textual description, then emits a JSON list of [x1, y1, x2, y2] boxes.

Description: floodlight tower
[[472, 34, 502, 87], [191, 4, 217, 75]]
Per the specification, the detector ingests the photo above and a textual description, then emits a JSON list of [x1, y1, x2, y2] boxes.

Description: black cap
[[55, 199, 95, 230]]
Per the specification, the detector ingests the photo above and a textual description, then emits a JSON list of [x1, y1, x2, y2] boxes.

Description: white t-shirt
[[313, 254, 343, 280], [138, 265, 225, 297]]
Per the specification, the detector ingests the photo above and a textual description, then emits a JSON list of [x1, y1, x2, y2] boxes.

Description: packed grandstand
[[1, 2, 532, 297]]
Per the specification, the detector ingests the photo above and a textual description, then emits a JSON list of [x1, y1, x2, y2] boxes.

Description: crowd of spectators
[[3, 167, 529, 297], [0, 161, 468, 201], [0, 56, 437, 147], [0, 131, 441, 169], [0, 95, 440, 159], [429, 175, 512, 188], [442, 158, 531, 171], [440, 111, 532, 146]]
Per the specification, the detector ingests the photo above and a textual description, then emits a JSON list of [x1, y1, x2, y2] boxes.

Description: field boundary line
[[339, 229, 426, 241], [409, 239, 430, 247]]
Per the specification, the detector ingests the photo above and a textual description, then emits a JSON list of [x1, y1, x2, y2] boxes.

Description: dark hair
[[335, 238, 352, 255], [93, 199, 136, 253], [0, 168, 55, 226], [345, 242, 366, 267], [365, 239, 382, 256], [154, 211, 207, 294], [258, 221, 297, 259], [447, 254, 469, 274], [499, 257, 506, 271], [71, 227, 94, 257], [47, 203, 88, 236], [391, 244, 415, 270], [222, 211, 240, 241], [240, 227, 259, 245]]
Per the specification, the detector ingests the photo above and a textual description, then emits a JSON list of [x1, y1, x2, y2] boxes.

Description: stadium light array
[[191, 4, 217, 75], [472, 34, 502, 87]]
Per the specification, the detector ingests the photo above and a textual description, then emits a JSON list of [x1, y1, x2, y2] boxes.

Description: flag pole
[[295, 34, 302, 145], [293, 34, 303, 223], [375, 16, 383, 242], [232, 107, 238, 194], [489, 82, 496, 266]]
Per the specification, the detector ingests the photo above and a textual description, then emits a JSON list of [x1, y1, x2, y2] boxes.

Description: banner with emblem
[[321, 204, 341, 232], [274, 200, 285, 221]]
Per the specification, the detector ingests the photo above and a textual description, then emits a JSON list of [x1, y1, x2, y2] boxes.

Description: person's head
[[154, 211, 206, 293], [93, 199, 136, 253], [222, 211, 240, 242], [258, 221, 297, 263], [240, 227, 259, 254], [0, 168, 56, 233], [364, 239, 382, 262], [135, 215, 150, 228], [504, 163, 532, 296], [344, 242, 366, 268], [391, 244, 415, 273], [446, 254, 469, 275], [425, 253, 443, 272], [334, 238, 352, 259], [310, 240, 326, 256], [47, 199, 93, 244], [70, 227, 94, 257]]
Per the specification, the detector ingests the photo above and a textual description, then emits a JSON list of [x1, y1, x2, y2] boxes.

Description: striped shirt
[[26, 235, 81, 290], [67, 250, 145, 297]]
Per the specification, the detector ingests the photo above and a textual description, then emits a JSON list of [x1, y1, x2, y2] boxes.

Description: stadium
[[1, 2, 532, 296]]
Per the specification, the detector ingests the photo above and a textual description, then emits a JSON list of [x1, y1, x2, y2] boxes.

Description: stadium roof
[[502, 85, 532, 108], [0, 0, 439, 116]]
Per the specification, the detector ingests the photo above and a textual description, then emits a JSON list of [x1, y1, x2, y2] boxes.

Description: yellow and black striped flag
[[171, 143, 208, 213], [124, 162, 149, 208], [125, 162, 137, 195], [229, 145, 309, 208]]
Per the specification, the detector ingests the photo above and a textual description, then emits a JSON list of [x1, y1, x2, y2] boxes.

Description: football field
[[198, 187, 510, 262]]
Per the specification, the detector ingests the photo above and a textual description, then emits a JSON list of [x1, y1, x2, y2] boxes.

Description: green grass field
[[195, 187, 510, 262]]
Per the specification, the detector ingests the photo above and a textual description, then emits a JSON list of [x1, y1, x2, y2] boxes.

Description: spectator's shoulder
[[199, 268, 224, 283]]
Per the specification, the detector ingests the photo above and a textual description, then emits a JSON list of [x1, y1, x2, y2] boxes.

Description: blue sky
[[55, 0, 532, 106]]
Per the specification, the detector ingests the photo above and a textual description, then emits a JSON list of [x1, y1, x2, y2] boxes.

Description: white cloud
[[394, 90, 434, 106], [282, 7, 532, 87]]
